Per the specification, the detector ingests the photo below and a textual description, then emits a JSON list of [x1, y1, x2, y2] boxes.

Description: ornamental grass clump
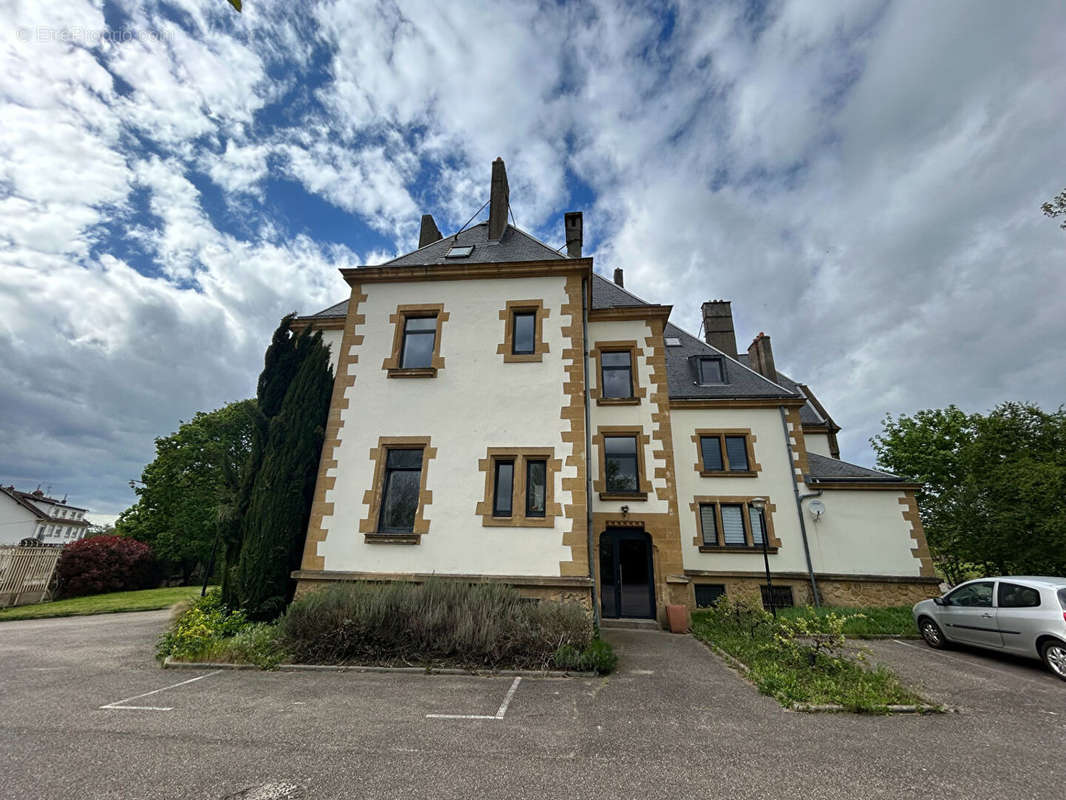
[[277, 579, 601, 671]]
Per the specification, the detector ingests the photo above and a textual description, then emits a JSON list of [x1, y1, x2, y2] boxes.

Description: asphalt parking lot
[[1, 611, 1063, 800]]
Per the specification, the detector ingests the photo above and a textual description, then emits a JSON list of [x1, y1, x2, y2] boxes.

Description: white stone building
[[0, 486, 91, 546], [290, 159, 937, 622]]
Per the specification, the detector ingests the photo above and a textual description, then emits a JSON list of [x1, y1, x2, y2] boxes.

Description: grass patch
[[777, 605, 917, 637], [692, 600, 927, 712], [0, 586, 204, 622]]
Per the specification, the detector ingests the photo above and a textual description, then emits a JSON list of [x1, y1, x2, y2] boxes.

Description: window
[[698, 504, 717, 546], [997, 582, 1040, 608], [445, 245, 474, 258], [526, 459, 547, 517], [493, 460, 514, 517], [401, 316, 436, 369], [697, 357, 724, 384], [945, 581, 994, 607], [378, 448, 424, 533], [761, 585, 794, 610], [695, 584, 726, 608], [477, 448, 559, 527], [720, 504, 746, 545], [512, 312, 536, 355], [600, 351, 633, 399], [694, 430, 757, 476], [695, 498, 775, 551], [604, 436, 639, 493]]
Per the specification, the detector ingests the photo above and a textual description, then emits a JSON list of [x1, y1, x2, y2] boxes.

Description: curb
[[847, 634, 921, 640], [162, 657, 595, 678]]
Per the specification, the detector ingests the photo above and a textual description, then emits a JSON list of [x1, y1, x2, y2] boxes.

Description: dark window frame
[[399, 315, 438, 370], [760, 585, 794, 610], [378, 448, 425, 534], [697, 498, 775, 551], [600, 350, 634, 400], [525, 459, 547, 517], [492, 459, 515, 518], [511, 311, 536, 356], [695, 584, 727, 608], [696, 356, 725, 385], [603, 435, 640, 494], [696, 431, 756, 476]]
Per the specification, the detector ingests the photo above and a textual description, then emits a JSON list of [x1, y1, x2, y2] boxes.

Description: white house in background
[[0, 486, 90, 546], [289, 158, 937, 624]]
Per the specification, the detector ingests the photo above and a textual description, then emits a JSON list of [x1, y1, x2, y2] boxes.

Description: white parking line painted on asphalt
[[889, 639, 1055, 689], [426, 676, 522, 720], [100, 670, 222, 711]]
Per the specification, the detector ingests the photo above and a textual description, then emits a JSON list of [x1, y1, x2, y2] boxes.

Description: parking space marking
[[100, 670, 221, 711], [426, 676, 522, 720], [889, 639, 1054, 689]]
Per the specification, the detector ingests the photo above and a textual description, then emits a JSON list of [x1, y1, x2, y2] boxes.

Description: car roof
[[959, 576, 1066, 589]]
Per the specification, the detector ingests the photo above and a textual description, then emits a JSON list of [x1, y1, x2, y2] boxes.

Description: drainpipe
[[779, 406, 822, 607], [582, 276, 600, 626]]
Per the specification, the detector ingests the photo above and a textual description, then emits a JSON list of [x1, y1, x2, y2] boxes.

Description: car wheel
[[1041, 640, 1066, 681], [918, 617, 948, 649]]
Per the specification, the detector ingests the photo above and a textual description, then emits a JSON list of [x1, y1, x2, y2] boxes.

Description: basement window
[[444, 245, 474, 258]]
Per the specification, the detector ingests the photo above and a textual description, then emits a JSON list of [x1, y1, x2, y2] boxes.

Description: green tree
[[872, 403, 1066, 581], [229, 316, 334, 620], [117, 400, 256, 584], [1042, 188, 1066, 230]]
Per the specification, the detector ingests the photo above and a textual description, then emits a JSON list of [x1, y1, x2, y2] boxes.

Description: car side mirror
[[933, 596, 946, 606]]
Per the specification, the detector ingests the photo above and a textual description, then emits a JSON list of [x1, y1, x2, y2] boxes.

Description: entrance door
[[599, 528, 655, 619]]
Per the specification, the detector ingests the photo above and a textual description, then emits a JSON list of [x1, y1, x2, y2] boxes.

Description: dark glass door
[[599, 528, 655, 619]]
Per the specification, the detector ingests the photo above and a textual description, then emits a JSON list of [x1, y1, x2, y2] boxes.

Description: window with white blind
[[696, 499, 775, 550], [721, 504, 746, 545]]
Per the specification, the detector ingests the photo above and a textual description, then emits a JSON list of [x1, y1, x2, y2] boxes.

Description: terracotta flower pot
[[666, 604, 690, 634]]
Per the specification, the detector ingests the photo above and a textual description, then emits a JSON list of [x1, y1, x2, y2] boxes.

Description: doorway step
[[601, 618, 661, 631]]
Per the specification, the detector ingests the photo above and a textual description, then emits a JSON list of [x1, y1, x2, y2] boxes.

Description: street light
[[750, 497, 775, 618]]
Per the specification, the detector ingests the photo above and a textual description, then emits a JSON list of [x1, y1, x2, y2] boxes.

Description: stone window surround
[[589, 340, 647, 406], [690, 495, 780, 552], [382, 303, 450, 378], [692, 428, 761, 477], [359, 436, 438, 544], [475, 447, 563, 527], [497, 299, 550, 363], [593, 425, 654, 501]]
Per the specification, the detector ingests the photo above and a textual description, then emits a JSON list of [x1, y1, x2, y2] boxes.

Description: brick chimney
[[613, 268, 624, 287], [488, 157, 509, 241], [418, 214, 442, 248], [747, 332, 777, 382], [564, 211, 583, 257], [701, 300, 737, 357]]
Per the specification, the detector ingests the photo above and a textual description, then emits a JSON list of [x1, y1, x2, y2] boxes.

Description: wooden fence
[[0, 546, 62, 607]]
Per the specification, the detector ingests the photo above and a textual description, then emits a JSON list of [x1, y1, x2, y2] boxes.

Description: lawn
[[0, 586, 205, 622], [777, 605, 917, 637], [691, 604, 929, 712]]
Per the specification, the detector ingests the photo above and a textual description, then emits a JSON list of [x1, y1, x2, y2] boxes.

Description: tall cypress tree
[[224, 315, 334, 617]]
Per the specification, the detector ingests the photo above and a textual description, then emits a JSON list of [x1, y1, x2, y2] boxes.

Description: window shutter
[[699, 504, 718, 545]]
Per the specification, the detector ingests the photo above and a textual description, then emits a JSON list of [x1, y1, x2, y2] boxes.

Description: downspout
[[779, 406, 822, 607], [582, 276, 600, 626]]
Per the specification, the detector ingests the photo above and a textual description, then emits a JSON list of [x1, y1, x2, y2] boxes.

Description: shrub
[[156, 592, 250, 662], [553, 638, 617, 674], [278, 579, 595, 670], [198, 622, 287, 669], [56, 535, 156, 598]]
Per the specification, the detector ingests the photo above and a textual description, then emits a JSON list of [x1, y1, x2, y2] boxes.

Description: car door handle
[[981, 613, 994, 618]]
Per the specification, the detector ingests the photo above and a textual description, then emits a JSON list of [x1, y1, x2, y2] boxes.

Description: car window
[[997, 582, 1041, 609], [945, 581, 994, 607], [1058, 588, 1066, 610]]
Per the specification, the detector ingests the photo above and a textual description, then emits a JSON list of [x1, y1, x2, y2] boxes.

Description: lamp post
[[750, 497, 775, 618]]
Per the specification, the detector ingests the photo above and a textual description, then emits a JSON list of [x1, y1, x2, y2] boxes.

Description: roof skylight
[[665, 337, 681, 346], [444, 245, 474, 259]]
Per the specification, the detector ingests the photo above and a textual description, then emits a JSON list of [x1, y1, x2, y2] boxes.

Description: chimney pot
[[701, 300, 738, 357], [747, 332, 778, 382], [418, 214, 442, 248], [488, 158, 509, 241], [613, 268, 624, 287], [564, 211, 583, 258]]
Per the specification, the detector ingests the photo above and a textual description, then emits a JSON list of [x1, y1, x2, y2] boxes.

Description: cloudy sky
[[2, 0, 1064, 524]]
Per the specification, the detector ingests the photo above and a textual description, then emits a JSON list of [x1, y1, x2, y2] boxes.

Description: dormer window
[[697, 356, 724, 385]]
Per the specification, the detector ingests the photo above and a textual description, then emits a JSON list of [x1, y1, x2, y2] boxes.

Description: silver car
[[912, 576, 1066, 681]]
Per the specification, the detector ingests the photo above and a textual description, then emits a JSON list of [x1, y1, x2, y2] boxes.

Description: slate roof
[[384, 222, 565, 267], [591, 273, 652, 308], [805, 453, 903, 483]]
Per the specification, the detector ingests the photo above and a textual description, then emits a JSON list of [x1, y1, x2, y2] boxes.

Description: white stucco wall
[[803, 489, 921, 577], [315, 275, 579, 576], [320, 328, 343, 375], [0, 498, 36, 545], [804, 432, 832, 457], [588, 319, 671, 517], [670, 406, 810, 574]]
